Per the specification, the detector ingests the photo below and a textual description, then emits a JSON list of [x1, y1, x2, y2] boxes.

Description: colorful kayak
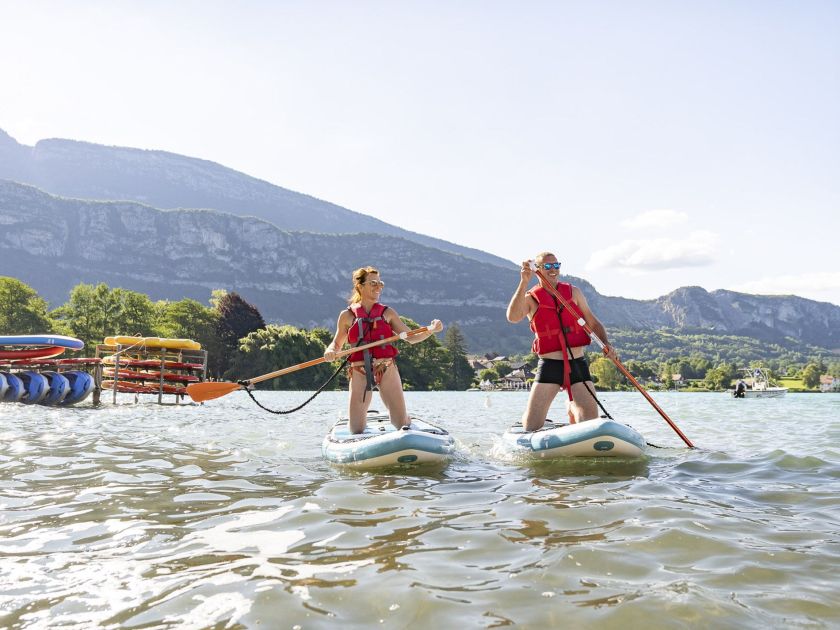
[[0, 346, 65, 361], [104, 336, 201, 351], [0, 334, 84, 350], [17, 371, 49, 404], [502, 418, 646, 459], [322, 414, 456, 469], [61, 371, 94, 405], [41, 371, 70, 405], [103, 368, 200, 383], [102, 380, 187, 395], [1, 372, 24, 402], [102, 357, 202, 370]]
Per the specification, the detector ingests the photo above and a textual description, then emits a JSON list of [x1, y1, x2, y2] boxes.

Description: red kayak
[[0, 346, 65, 361]]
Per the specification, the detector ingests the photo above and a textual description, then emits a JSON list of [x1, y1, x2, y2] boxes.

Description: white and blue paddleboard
[[0, 335, 85, 350], [502, 418, 646, 459], [322, 414, 456, 469]]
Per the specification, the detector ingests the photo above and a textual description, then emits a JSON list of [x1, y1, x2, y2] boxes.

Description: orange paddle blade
[[185, 381, 242, 402]]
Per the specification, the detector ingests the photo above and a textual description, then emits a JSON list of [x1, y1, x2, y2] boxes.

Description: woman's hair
[[348, 266, 379, 304]]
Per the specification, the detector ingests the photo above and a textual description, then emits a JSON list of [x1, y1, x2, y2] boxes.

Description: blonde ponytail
[[348, 266, 379, 304]]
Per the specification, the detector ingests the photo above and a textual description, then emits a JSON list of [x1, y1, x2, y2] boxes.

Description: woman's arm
[[323, 310, 352, 360], [386, 309, 443, 344]]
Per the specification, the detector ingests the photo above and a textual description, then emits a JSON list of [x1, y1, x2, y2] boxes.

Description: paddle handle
[[529, 264, 694, 448], [246, 326, 431, 386]]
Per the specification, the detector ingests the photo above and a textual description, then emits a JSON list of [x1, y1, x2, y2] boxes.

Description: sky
[[2, 1, 838, 305]]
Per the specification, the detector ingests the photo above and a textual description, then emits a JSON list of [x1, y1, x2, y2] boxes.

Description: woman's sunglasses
[[541, 262, 561, 270], [364, 280, 385, 288]]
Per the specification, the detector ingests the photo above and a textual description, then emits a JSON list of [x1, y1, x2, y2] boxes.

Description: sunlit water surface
[[1, 391, 838, 629]]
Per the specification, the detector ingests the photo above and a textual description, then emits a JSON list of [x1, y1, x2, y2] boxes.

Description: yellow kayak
[[103, 336, 202, 351]]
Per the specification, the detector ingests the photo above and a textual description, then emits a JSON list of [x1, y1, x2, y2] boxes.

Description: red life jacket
[[528, 283, 591, 354], [528, 283, 592, 401], [346, 302, 398, 362]]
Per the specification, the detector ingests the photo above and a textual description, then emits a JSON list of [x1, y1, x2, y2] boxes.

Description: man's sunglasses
[[541, 262, 561, 270]]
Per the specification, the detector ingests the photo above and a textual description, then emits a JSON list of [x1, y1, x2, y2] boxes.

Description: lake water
[[1, 390, 838, 629]]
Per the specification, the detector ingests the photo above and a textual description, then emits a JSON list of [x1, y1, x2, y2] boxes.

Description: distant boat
[[732, 367, 788, 398]]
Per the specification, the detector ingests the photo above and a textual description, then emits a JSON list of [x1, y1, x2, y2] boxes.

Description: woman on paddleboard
[[324, 266, 443, 434], [506, 251, 617, 431]]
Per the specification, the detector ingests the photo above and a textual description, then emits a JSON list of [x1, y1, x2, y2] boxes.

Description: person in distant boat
[[324, 266, 443, 434], [506, 251, 617, 431], [734, 380, 747, 398]]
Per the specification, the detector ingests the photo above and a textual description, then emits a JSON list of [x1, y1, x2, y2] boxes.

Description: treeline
[[0, 277, 474, 391]]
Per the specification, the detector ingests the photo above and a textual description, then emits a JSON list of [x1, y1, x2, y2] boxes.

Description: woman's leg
[[377, 364, 410, 429], [521, 382, 562, 431], [347, 369, 373, 433]]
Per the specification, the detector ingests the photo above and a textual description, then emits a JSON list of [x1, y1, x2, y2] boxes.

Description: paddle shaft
[[533, 268, 694, 448], [245, 326, 431, 386]]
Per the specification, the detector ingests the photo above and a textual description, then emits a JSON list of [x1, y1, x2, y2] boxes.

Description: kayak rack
[[95, 343, 208, 405]]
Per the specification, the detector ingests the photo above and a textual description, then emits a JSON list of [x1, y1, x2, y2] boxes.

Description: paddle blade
[[185, 381, 242, 402]]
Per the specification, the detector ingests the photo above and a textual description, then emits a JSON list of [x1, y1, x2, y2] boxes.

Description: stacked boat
[[98, 336, 206, 398], [0, 335, 97, 405]]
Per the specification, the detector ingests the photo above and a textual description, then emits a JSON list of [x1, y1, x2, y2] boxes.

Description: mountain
[[0, 128, 513, 268], [2, 180, 839, 354]]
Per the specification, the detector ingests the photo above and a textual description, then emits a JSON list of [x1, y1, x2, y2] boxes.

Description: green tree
[[801, 364, 821, 389], [443, 323, 474, 390], [211, 290, 266, 378], [394, 317, 449, 390], [157, 298, 224, 370], [0, 277, 55, 333], [590, 356, 623, 390], [52, 283, 157, 351], [704, 363, 737, 391], [226, 324, 334, 389]]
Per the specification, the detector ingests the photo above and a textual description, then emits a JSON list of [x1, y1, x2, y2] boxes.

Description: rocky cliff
[[0, 129, 512, 268], [2, 180, 839, 353]]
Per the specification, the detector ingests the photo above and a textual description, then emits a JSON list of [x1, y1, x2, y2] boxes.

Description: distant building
[[501, 369, 530, 391], [820, 375, 839, 392]]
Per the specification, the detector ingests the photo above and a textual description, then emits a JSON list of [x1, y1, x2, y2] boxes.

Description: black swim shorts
[[533, 356, 592, 386]]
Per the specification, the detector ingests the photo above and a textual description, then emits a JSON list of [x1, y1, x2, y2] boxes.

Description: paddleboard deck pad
[[502, 418, 646, 459], [322, 414, 455, 469]]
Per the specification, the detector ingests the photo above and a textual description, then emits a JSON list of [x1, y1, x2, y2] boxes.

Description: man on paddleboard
[[506, 251, 617, 431], [324, 266, 443, 434]]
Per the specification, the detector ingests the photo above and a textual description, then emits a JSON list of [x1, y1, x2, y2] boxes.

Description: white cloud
[[620, 209, 689, 230], [728, 272, 840, 304], [586, 230, 718, 272]]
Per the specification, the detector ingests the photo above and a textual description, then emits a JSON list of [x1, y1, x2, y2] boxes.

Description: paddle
[[186, 325, 433, 403], [530, 263, 695, 448]]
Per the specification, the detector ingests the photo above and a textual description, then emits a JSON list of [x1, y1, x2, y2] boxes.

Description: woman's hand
[[324, 345, 337, 362], [429, 319, 444, 334]]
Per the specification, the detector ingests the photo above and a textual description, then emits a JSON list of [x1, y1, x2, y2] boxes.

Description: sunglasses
[[541, 262, 561, 270], [364, 280, 385, 288]]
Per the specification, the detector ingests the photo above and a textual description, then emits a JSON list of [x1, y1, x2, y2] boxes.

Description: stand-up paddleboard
[[17, 371, 49, 404], [502, 418, 646, 459], [61, 371, 94, 405], [41, 371, 70, 405], [1, 372, 24, 402], [323, 413, 456, 469], [0, 335, 85, 350]]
